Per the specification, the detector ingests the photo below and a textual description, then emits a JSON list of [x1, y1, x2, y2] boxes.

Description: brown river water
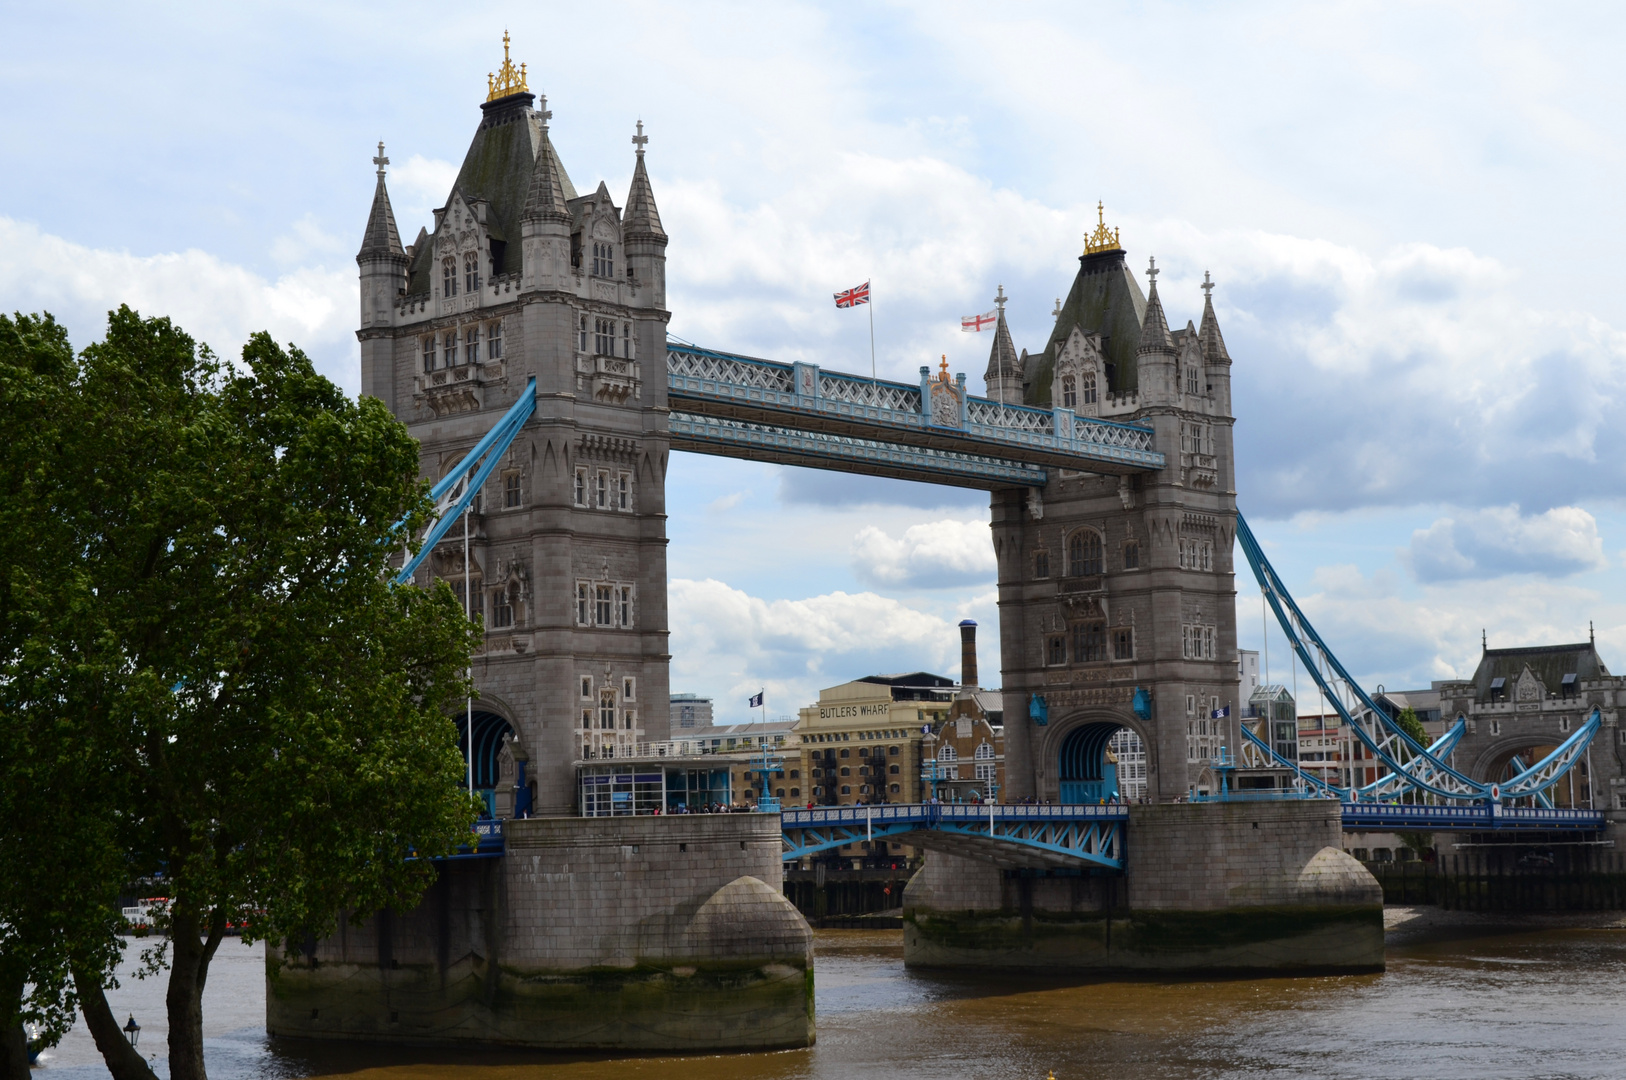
[[32, 919, 1626, 1080]]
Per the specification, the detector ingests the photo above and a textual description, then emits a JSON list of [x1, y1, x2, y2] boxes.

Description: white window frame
[[595, 470, 608, 509], [573, 468, 588, 507], [487, 319, 503, 360], [617, 471, 630, 511], [576, 582, 590, 626], [581, 676, 593, 700], [594, 584, 613, 627]]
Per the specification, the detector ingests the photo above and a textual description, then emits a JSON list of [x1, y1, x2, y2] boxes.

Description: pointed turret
[[358, 142, 405, 260], [1137, 256, 1173, 353], [623, 120, 666, 240], [522, 128, 570, 223], [1197, 270, 1230, 363], [982, 285, 1021, 404]]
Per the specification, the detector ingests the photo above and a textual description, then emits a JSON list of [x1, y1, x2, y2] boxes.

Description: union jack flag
[[833, 281, 871, 308], [961, 310, 997, 332]]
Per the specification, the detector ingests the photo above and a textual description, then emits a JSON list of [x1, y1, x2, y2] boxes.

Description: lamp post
[[123, 1015, 140, 1048]]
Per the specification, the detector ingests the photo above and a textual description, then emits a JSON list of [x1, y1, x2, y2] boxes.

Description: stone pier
[[267, 814, 814, 1051], [903, 800, 1383, 973]]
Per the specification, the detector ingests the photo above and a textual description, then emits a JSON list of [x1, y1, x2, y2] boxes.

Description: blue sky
[[5, 1, 1625, 721]]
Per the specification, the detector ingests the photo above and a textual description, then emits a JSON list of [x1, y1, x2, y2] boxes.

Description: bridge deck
[[668, 345, 1165, 486], [781, 803, 1127, 870], [1341, 803, 1607, 832]]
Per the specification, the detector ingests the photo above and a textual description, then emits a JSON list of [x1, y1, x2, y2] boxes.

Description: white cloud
[[1407, 505, 1606, 582], [0, 217, 358, 391], [389, 154, 459, 231], [849, 518, 995, 589]]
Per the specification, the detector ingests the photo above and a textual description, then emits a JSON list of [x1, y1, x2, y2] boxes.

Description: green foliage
[[0, 307, 481, 1078], [1395, 707, 1428, 747]]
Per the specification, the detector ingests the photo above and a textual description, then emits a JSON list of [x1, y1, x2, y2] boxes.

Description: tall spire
[[1137, 256, 1172, 351], [357, 141, 404, 260], [522, 129, 570, 223], [983, 284, 1018, 383], [1197, 270, 1230, 363], [623, 120, 666, 240]]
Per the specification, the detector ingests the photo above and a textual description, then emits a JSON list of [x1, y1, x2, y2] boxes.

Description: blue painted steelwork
[[423, 818, 504, 862], [395, 377, 537, 585], [1057, 723, 1121, 804], [780, 802, 1127, 870], [669, 412, 1046, 489], [667, 345, 1165, 477], [1237, 513, 1599, 804], [1342, 803, 1605, 832], [1237, 717, 1468, 801]]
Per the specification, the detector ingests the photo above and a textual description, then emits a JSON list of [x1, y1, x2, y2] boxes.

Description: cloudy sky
[[6, 2, 1625, 721]]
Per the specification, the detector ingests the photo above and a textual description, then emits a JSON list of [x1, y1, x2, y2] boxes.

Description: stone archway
[[458, 709, 516, 813], [1057, 721, 1129, 803], [1475, 738, 1591, 808]]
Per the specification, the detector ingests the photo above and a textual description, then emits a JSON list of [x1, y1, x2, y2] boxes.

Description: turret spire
[[1137, 256, 1172, 351], [624, 120, 666, 240], [357, 141, 404, 260], [983, 284, 1019, 393], [522, 129, 570, 223], [1197, 269, 1230, 363]]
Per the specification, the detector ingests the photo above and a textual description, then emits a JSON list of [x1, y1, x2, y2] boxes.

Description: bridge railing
[[668, 345, 1163, 470], [1342, 802, 1606, 831], [780, 802, 1131, 828]]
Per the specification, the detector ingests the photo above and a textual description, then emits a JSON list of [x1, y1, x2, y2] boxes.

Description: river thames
[[32, 915, 1626, 1080]]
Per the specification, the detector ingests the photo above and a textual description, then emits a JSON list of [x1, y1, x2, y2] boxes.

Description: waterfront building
[[671, 692, 713, 729]]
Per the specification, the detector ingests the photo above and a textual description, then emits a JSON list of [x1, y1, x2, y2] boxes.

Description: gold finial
[[486, 30, 530, 102], [1085, 200, 1122, 255], [938, 354, 951, 382]]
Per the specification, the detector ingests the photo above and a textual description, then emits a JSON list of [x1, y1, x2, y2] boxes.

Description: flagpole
[[868, 283, 877, 383]]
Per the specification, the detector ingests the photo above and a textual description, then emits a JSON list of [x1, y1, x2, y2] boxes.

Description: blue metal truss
[[1237, 513, 1599, 805], [780, 803, 1127, 870], [1342, 803, 1605, 832], [668, 344, 1165, 477], [395, 377, 536, 585]]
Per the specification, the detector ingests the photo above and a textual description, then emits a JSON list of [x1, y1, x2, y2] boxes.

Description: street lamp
[[123, 1015, 140, 1048]]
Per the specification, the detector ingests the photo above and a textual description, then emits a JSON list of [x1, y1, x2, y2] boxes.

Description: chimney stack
[[958, 620, 978, 689]]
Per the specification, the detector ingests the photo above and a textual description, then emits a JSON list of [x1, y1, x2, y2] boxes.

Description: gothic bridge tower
[[356, 36, 672, 813], [991, 207, 1239, 803]]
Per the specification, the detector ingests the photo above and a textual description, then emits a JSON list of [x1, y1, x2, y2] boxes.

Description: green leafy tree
[[1393, 707, 1434, 857], [2, 308, 482, 1080]]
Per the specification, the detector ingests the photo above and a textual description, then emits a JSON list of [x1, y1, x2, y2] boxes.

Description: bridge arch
[[1470, 736, 1593, 808], [1044, 713, 1150, 803], [453, 702, 517, 815]]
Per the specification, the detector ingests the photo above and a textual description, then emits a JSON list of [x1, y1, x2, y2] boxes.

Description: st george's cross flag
[[834, 281, 871, 308], [961, 310, 997, 331]]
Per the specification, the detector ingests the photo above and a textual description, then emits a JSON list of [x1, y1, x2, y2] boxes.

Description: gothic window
[[1123, 540, 1140, 570], [491, 588, 514, 628], [623, 709, 636, 730], [464, 251, 480, 294], [581, 710, 591, 730], [1061, 375, 1077, 409], [442, 258, 458, 298], [595, 585, 613, 627], [444, 331, 459, 366], [1185, 365, 1199, 395], [592, 241, 614, 278], [1067, 530, 1103, 577], [1072, 621, 1107, 663], [1182, 624, 1216, 660], [503, 472, 522, 508], [1113, 627, 1134, 661], [595, 470, 608, 509], [1083, 371, 1097, 404], [623, 677, 636, 701], [581, 676, 592, 700], [1047, 636, 1066, 666], [487, 320, 503, 360], [618, 586, 633, 627], [465, 325, 480, 365], [421, 336, 436, 372], [617, 472, 630, 511], [1034, 550, 1050, 579], [599, 689, 617, 729], [573, 468, 587, 507], [594, 318, 615, 355], [622, 322, 633, 358], [576, 583, 590, 625], [579, 316, 589, 353]]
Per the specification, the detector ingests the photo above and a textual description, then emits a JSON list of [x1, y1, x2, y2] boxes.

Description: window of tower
[[421, 336, 436, 372], [464, 252, 480, 294], [492, 588, 514, 628], [573, 468, 587, 507], [592, 241, 614, 278], [576, 583, 589, 626], [1061, 375, 1077, 409], [1083, 371, 1097, 404], [595, 470, 608, 509], [595, 585, 613, 627], [503, 472, 521, 509], [444, 331, 459, 367], [599, 689, 617, 729], [442, 258, 458, 298], [1046, 636, 1066, 666], [616, 472, 630, 511], [1067, 530, 1103, 577], [1034, 550, 1050, 579], [1072, 621, 1107, 663], [487, 320, 503, 361], [1113, 627, 1134, 661], [1185, 365, 1199, 395], [618, 586, 632, 627], [1123, 540, 1141, 570], [622, 322, 632, 358], [594, 318, 615, 356], [579, 315, 589, 353], [465, 325, 480, 365]]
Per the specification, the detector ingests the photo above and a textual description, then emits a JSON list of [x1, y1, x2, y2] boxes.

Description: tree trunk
[[72, 963, 158, 1080], [165, 906, 226, 1080], [0, 969, 29, 1080]]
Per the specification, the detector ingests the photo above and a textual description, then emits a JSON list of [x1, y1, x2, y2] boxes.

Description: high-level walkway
[[667, 345, 1165, 488]]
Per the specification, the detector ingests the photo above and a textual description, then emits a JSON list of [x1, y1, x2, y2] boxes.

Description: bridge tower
[[992, 211, 1239, 803], [355, 38, 672, 813]]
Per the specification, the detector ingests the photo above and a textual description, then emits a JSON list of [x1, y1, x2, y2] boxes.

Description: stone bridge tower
[[356, 38, 672, 813], [992, 210, 1239, 803]]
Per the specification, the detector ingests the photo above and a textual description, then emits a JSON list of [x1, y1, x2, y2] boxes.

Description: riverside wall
[[266, 814, 813, 1051], [903, 801, 1384, 973]]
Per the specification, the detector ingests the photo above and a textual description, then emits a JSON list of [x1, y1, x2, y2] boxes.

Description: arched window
[[579, 315, 588, 352], [1067, 530, 1103, 576], [1083, 372, 1097, 404], [974, 742, 995, 760], [464, 251, 480, 294], [938, 745, 957, 760], [442, 258, 458, 298], [592, 241, 614, 278], [1185, 365, 1199, 395], [1061, 375, 1077, 409]]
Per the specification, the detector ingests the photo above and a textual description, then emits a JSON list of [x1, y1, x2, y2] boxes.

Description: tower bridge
[[274, 38, 1622, 1052]]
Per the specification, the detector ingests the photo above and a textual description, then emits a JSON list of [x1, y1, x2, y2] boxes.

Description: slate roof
[[623, 152, 665, 239], [1023, 248, 1148, 405], [1468, 642, 1609, 702], [983, 307, 1019, 382], [357, 171, 404, 260]]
